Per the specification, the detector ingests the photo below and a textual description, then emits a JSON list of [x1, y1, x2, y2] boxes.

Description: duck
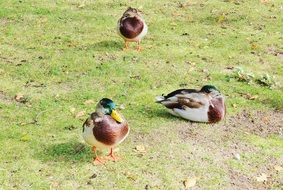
[[82, 98, 129, 165], [117, 7, 148, 51], [155, 85, 225, 123]]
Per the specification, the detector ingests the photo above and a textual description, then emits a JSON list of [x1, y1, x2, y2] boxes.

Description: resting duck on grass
[[156, 85, 225, 123], [117, 7, 147, 51], [82, 98, 129, 165]]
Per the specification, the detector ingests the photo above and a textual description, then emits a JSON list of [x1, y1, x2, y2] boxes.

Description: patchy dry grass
[[0, 0, 283, 189]]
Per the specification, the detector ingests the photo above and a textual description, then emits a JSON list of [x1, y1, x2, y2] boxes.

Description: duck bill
[[111, 110, 123, 123]]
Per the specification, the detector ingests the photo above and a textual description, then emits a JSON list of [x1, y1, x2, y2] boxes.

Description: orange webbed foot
[[92, 156, 105, 165], [106, 148, 120, 162], [136, 41, 142, 52], [123, 41, 129, 51]]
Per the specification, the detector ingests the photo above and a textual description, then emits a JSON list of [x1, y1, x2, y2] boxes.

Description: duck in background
[[117, 7, 148, 51], [156, 85, 226, 123], [82, 98, 129, 165]]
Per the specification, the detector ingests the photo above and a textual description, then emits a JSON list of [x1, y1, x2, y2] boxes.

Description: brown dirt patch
[[227, 109, 283, 137], [0, 91, 12, 105], [131, 109, 282, 189]]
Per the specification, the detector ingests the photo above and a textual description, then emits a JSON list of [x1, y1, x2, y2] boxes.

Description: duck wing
[[156, 89, 206, 109]]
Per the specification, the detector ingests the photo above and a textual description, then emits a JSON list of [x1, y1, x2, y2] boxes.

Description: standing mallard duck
[[117, 7, 148, 51], [82, 98, 129, 165], [156, 85, 225, 123]]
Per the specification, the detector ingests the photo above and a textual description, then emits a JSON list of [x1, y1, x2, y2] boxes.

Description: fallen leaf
[[78, 1, 86, 8], [75, 111, 86, 118], [20, 133, 31, 142], [84, 99, 95, 105], [251, 43, 259, 50], [135, 145, 146, 153], [256, 173, 268, 182], [15, 93, 24, 101], [14, 93, 28, 103], [262, 116, 270, 124], [124, 172, 138, 181], [183, 176, 197, 188], [69, 107, 76, 114], [241, 93, 258, 100], [217, 15, 226, 23]]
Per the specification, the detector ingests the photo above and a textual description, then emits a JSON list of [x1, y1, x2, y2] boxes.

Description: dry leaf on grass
[[240, 93, 258, 100], [124, 171, 138, 181], [256, 173, 268, 182], [69, 107, 76, 114], [75, 111, 86, 118], [14, 93, 28, 103], [15, 93, 24, 101], [20, 133, 31, 142], [134, 145, 146, 153], [183, 176, 197, 188], [84, 99, 95, 105], [77, 1, 86, 8]]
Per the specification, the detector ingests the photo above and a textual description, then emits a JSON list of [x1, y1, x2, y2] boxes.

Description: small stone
[[233, 153, 241, 160]]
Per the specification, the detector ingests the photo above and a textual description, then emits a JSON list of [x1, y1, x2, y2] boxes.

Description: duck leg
[[136, 41, 142, 51], [92, 146, 105, 165], [123, 40, 129, 50], [106, 148, 120, 161]]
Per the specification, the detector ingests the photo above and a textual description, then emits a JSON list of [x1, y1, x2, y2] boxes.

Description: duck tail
[[155, 95, 165, 103]]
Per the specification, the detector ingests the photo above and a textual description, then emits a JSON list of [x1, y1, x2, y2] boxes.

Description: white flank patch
[[82, 124, 110, 149], [173, 106, 209, 122]]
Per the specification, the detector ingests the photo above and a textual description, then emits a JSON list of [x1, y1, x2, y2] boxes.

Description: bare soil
[[133, 109, 283, 189]]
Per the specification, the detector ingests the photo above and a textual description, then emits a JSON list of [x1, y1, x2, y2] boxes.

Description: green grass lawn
[[0, 0, 282, 189]]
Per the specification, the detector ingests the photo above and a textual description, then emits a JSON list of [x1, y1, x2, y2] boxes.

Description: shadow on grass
[[35, 141, 92, 163], [88, 40, 122, 52], [152, 109, 185, 122]]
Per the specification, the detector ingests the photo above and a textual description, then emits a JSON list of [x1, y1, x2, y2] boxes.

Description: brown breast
[[119, 17, 144, 39], [208, 97, 225, 123], [93, 115, 129, 146]]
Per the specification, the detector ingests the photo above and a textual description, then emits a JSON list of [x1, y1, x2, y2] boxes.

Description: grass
[[0, 0, 283, 189]]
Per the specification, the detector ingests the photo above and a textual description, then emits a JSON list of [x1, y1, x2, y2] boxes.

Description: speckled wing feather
[[158, 89, 205, 109], [164, 89, 198, 99], [177, 97, 204, 108]]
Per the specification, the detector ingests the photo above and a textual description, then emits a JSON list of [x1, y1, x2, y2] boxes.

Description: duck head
[[123, 7, 141, 17], [200, 85, 221, 98], [96, 98, 123, 123]]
